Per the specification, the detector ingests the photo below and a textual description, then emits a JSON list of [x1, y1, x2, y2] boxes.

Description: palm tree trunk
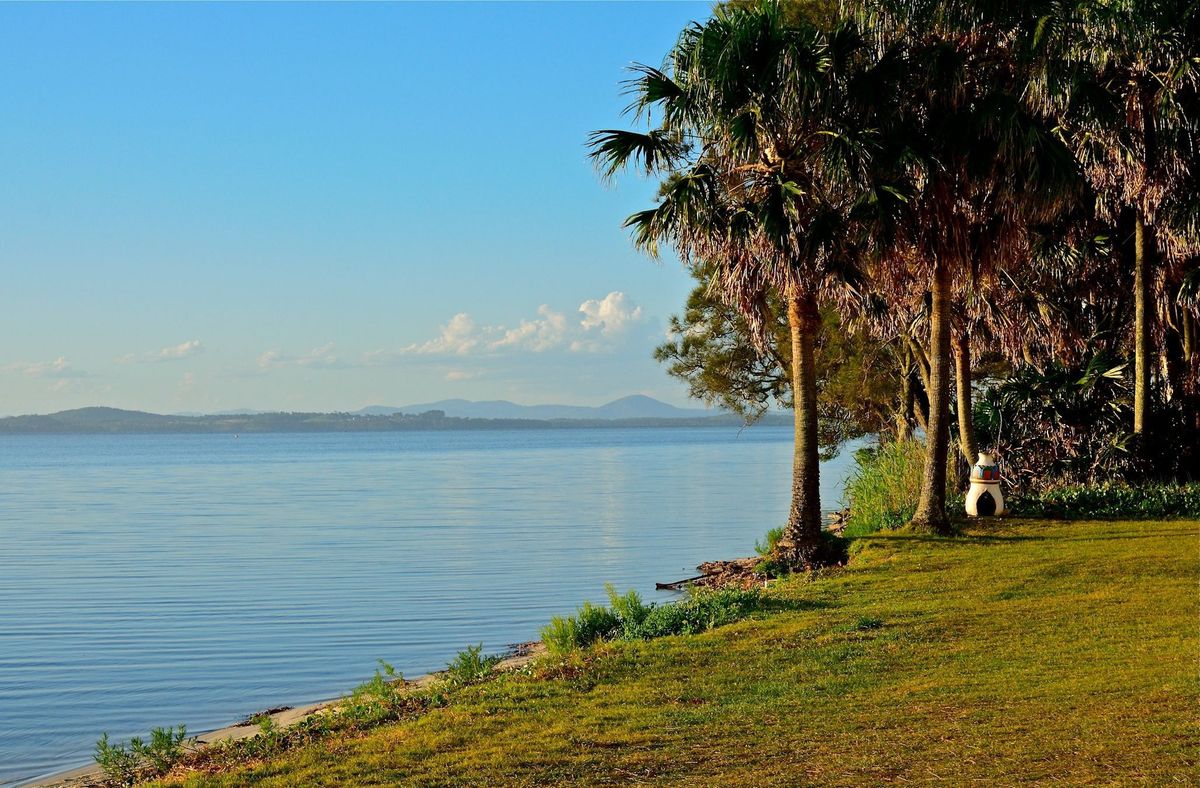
[[777, 287, 822, 565], [953, 333, 977, 463], [1183, 309, 1195, 361], [896, 351, 914, 442], [912, 259, 953, 534], [1133, 214, 1151, 438]]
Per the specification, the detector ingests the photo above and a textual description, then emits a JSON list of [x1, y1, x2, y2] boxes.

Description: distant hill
[[0, 402, 787, 434], [356, 395, 710, 420]]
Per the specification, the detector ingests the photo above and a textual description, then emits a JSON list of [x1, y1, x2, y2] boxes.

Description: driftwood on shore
[[657, 509, 851, 591]]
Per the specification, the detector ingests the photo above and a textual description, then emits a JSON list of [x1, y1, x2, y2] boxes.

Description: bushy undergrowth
[[842, 441, 924, 536], [445, 644, 502, 685], [541, 584, 761, 655], [1011, 482, 1200, 519], [94, 725, 187, 786]]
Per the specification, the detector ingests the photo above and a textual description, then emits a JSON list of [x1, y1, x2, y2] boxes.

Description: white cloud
[[579, 292, 643, 335], [489, 305, 569, 351], [258, 342, 342, 369], [4, 356, 85, 378], [412, 313, 480, 355], [155, 339, 203, 361], [444, 369, 479, 381], [116, 339, 204, 364], [361, 291, 646, 363]]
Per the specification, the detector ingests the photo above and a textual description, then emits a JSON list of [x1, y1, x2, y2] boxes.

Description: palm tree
[[588, 2, 879, 565], [1016, 0, 1200, 452], [841, 22, 1082, 532]]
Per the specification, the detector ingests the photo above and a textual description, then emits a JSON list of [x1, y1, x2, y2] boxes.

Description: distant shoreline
[[0, 406, 791, 435]]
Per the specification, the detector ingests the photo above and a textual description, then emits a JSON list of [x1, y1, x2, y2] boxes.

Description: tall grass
[[843, 439, 960, 536], [843, 440, 926, 536]]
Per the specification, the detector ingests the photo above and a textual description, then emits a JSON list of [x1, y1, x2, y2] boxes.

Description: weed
[[94, 733, 141, 786], [93, 725, 186, 785], [755, 526, 784, 557], [542, 586, 762, 652], [445, 643, 501, 685]]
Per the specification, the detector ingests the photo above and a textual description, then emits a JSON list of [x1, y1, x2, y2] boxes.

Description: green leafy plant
[[606, 584, 651, 637], [755, 526, 784, 557], [541, 586, 762, 653], [94, 733, 142, 786], [540, 615, 580, 656], [843, 440, 926, 535], [1012, 482, 1200, 519], [94, 725, 187, 785], [135, 725, 187, 773], [445, 643, 501, 685], [343, 659, 406, 723], [625, 588, 761, 640]]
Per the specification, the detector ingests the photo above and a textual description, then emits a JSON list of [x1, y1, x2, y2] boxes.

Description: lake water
[[0, 427, 856, 784]]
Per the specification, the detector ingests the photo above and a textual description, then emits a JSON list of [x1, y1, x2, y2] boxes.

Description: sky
[[0, 1, 714, 416]]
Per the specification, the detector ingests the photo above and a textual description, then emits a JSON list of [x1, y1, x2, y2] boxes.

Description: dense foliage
[[1012, 482, 1200, 519], [655, 276, 901, 457], [595, 0, 1198, 533]]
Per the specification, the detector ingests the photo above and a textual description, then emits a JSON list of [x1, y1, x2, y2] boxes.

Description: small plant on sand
[[94, 733, 141, 786], [754, 526, 785, 576], [446, 643, 501, 685], [136, 725, 188, 773], [344, 660, 405, 723], [94, 725, 187, 785]]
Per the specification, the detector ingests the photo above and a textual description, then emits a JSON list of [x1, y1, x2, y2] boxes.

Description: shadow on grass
[[850, 526, 1195, 549]]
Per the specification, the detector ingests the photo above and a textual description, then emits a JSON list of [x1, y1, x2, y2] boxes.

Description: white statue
[[965, 451, 1006, 517]]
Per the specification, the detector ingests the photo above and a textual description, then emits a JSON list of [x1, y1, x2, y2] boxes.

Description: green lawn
[[167, 518, 1199, 786]]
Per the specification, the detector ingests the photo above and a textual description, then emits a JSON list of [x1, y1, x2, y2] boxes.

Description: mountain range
[[0, 397, 782, 434], [355, 395, 710, 420]]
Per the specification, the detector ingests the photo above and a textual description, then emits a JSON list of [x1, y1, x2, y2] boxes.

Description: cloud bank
[[367, 291, 645, 363]]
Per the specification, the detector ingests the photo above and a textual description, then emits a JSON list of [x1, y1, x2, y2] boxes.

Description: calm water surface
[[0, 427, 856, 784]]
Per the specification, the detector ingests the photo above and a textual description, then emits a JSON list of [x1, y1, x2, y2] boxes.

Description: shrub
[[575, 601, 621, 644], [135, 725, 188, 773], [542, 586, 762, 653], [755, 526, 784, 558], [93, 725, 187, 786], [754, 526, 786, 576], [1011, 482, 1200, 519], [842, 439, 963, 536], [606, 584, 651, 637], [624, 588, 761, 640], [540, 615, 580, 656], [446, 643, 501, 685], [343, 660, 407, 723], [539, 601, 618, 655], [972, 356, 1141, 492], [94, 733, 141, 786]]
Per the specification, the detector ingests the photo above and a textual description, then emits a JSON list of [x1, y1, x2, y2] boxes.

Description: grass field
[[162, 518, 1199, 786]]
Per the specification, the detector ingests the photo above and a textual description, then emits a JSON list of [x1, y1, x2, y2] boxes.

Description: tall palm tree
[[588, 2, 879, 565], [1014, 0, 1200, 451], [841, 21, 1082, 532]]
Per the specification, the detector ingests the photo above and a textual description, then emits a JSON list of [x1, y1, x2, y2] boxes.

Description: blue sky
[[0, 1, 712, 415]]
